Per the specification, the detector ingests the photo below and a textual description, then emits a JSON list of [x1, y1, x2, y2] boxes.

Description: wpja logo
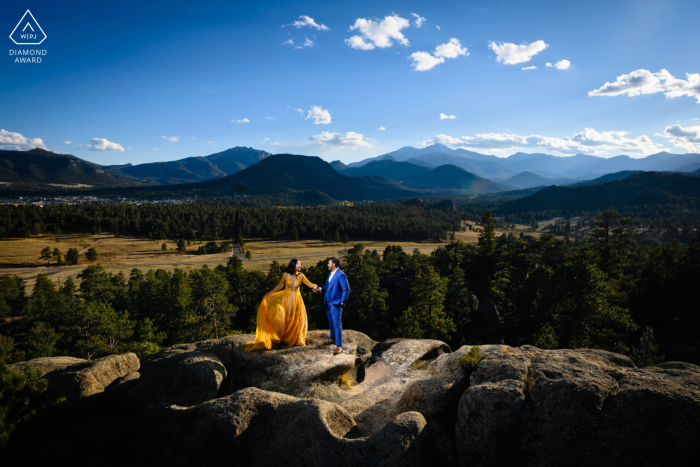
[[9, 10, 47, 64]]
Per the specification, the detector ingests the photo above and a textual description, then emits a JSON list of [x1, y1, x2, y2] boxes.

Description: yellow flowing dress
[[245, 273, 317, 351]]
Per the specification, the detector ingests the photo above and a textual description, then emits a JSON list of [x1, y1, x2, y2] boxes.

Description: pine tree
[[477, 211, 496, 257], [86, 248, 98, 262], [40, 246, 52, 265], [396, 265, 454, 341]]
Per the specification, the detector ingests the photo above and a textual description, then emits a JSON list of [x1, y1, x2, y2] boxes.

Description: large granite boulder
[[41, 353, 140, 404], [153, 387, 430, 467], [10, 356, 86, 374], [119, 349, 226, 410], [456, 346, 700, 467]]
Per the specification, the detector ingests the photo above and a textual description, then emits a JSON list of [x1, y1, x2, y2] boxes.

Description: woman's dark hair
[[286, 259, 299, 274]]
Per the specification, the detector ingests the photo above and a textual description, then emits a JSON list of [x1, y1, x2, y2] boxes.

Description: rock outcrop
[[8, 333, 700, 467], [456, 345, 700, 467], [10, 356, 87, 374]]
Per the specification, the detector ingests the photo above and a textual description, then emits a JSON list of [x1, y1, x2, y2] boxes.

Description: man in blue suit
[[313, 257, 350, 355]]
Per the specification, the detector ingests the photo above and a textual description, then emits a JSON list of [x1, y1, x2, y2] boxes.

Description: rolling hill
[[404, 164, 513, 192], [0, 148, 144, 190], [105, 156, 227, 184], [505, 171, 573, 188], [498, 172, 700, 213], [572, 171, 643, 186], [341, 160, 432, 181], [101, 154, 416, 202], [103, 146, 271, 185]]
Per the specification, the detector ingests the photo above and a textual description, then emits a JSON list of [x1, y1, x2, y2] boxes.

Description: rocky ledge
[[7, 330, 700, 467]]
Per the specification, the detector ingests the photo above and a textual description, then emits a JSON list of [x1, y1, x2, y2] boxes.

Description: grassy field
[[0, 220, 536, 289]]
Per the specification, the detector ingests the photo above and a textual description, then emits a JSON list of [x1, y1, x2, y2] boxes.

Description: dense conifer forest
[[2, 209, 699, 369]]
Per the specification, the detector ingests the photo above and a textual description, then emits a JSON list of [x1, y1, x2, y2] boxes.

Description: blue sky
[[1, 0, 699, 165]]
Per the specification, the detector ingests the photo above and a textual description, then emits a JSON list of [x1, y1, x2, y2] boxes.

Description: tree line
[[0, 202, 463, 242], [3, 209, 698, 370]]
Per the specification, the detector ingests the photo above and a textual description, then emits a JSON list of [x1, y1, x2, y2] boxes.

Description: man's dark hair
[[286, 259, 299, 274], [329, 257, 340, 268]]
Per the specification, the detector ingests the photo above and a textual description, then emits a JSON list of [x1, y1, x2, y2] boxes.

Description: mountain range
[[0, 148, 143, 189], [498, 171, 700, 214], [344, 143, 700, 188], [3, 143, 699, 201], [102, 147, 271, 185]]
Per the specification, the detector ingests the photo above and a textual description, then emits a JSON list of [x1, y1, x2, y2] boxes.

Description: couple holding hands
[[244, 257, 350, 355]]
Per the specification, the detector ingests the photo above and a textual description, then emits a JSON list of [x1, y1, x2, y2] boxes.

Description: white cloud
[[306, 106, 331, 124], [378, 126, 386, 130], [546, 60, 571, 70], [0, 129, 46, 150], [410, 38, 468, 71], [659, 124, 700, 152], [296, 108, 304, 114], [288, 15, 329, 31], [295, 38, 314, 49], [191, 137, 196, 140], [436, 25, 440, 30], [423, 127, 665, 156], [62, 140, 72, 144], [522, 65, 536, 70], [489, 40, 548, 65], [410, 51, 445, 71], [284, 39, 294, 45], [440, 113, 457, 120], [589, 69, 700, 103], [410, 13, 426, 28], [89, 138, 125, 152], [161, 135, 179, 143], [309, 131, 372, 149], [345, 15, 410, 50], [151, 148, 158, 152], [208, 141, 215, 146], [266, 116, 277, 120], [434, 38, 468, 59], [261, 137, 270, 143], [271, 142, 281, 146], [233, 118, 250, 123]]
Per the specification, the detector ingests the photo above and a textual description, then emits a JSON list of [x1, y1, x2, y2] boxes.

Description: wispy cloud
[[440, 113, 457, 120], [522, 65, 536, 70], [233, 118, 250, 123], [162, 135, 179, 143], [287, 15, 329, 31], [266, 116, 277, 120], [589, 69, 700, 103], [422, 127, 664, 156], [261, 137, 270, 143], [310, 131, 372, 149], [62, 140, 72, 144], [410, 13, 426, 28], [295, 38, 314, 49], [377, 126, 386, 130], [489, 40, 548, 65]]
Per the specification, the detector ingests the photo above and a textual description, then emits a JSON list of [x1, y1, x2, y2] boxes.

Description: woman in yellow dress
[[245, 259, 318, 351]]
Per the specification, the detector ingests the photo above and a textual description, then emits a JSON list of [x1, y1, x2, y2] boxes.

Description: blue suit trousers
[[326, 304, 343, 348]]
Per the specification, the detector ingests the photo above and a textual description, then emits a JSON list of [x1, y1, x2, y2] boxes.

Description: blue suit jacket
[[320, 269, 350, 308]]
